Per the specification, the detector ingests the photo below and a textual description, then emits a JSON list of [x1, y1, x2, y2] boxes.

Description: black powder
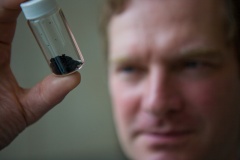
[[50, 54, 82, 75]]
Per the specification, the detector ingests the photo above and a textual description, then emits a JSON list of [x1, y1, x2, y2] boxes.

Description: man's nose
[[141, 67, 183, 117]]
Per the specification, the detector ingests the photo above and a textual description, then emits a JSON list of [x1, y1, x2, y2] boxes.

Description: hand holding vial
[[0, 0, 81, 150]]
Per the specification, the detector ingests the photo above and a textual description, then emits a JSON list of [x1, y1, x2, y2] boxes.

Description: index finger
[[0, 0, 27, 10]]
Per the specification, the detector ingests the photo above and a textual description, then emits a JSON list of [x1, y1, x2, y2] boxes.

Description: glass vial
[[20, 0, 84, 76]]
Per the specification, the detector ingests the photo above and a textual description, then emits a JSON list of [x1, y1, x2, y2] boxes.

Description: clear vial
[[21, 0, 84, 76]]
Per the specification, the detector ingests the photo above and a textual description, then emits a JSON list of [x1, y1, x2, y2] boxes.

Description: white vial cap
[[21, 0, 59, 20]]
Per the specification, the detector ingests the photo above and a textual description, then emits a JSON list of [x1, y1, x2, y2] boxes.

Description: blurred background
[[0, 0, 127, 159]]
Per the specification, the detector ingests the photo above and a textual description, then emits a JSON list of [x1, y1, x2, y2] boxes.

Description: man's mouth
[[138, 129, 194, 147]]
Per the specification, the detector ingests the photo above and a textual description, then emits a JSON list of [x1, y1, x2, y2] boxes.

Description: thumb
[[21, 72, 81, 125]]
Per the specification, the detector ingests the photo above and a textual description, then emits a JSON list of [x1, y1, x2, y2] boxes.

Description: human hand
[[0, 0, 81, 150]]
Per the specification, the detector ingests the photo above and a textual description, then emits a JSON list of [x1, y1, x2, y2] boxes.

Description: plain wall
[[0, 0, 127, 159]]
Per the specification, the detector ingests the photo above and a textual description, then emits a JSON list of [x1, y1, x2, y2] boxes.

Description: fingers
[[20, 72, 81, 125], [0, 0, 30, 74], [0, 0, 27, 47], [0, 0, 27, 10], [0, 0, 27, 22]]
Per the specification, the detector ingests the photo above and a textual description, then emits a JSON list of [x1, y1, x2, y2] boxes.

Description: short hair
[[100, 0, 128, 56], [100, 0, 240, 60], [225, 0, 240, 60]]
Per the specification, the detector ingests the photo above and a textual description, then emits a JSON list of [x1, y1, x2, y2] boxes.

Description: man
[[104, 0, 240, 160], [0, 0, 240, 160]]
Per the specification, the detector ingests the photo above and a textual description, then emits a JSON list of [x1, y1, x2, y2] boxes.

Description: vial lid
[[21, 0, 59, 20]]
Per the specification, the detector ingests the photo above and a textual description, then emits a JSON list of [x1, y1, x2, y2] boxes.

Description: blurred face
[[108, 0, 240, 160]]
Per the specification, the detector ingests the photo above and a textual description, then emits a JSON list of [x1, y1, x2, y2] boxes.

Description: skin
[[0, 0, 80, 149], [108, 0, 240, 160]]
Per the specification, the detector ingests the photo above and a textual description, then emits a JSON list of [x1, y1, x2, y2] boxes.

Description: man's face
[[108, 0, 240, 160]]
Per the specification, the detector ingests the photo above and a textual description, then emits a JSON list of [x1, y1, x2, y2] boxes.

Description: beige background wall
[[0, 0, 127, 159]]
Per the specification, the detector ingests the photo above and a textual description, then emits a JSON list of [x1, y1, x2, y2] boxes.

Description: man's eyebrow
[[108, 56, 141, 64], [178, 48, 223, 58], [161, 48, 225, 64], [108, 49, 224, 65]]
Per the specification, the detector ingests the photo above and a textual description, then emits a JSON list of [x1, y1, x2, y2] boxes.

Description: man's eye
[[183, 60, 205, 69], [117, 65, 147, 81], [120, 66, 136, 73], [173, 60, 206, 71], [172, 59, 218, 79]]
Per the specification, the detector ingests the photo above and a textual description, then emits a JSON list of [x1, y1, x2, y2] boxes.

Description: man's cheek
[[111, 88, 141, 135], [114, 89, 140, 118], [183, 80, 237, 119]]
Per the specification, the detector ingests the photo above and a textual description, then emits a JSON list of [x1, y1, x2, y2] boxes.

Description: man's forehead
[[109, 0, 227, 40], [108, 0, 229, 62], [111, 0, 229, 40], [127, 0, 225, 17]]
